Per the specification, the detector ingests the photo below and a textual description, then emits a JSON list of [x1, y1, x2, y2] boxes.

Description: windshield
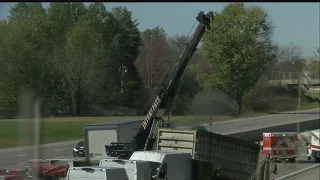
[[76, 141, 85, 147], [149, 162, 161, 176], [271, 137, 297, 148]]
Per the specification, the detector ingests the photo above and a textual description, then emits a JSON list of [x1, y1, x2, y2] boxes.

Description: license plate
[[78, 152, 83, 154]]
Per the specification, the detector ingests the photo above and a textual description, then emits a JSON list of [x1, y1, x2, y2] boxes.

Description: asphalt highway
[[200, 108, 320, 135], [272, 145, 318, 179], [284, 164, 320, 180], [0, 108, 319, 178]]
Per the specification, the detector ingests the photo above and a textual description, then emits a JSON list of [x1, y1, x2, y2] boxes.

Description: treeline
[[0, 2, 202, 117], [0, 3, 319, 118]]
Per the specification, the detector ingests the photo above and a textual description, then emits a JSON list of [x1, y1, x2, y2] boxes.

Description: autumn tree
[[202, 3, 277, 116], [135, 26, 171, 95]]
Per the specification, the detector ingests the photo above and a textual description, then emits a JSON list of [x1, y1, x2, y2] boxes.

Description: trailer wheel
[[288, 158, 296, 163]]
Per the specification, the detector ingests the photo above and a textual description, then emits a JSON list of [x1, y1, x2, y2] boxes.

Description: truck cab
[[129, 151, 194, 180], [307, 130, 320, 162], [99, 158, 152, 180], [67, 167, 128, 180]]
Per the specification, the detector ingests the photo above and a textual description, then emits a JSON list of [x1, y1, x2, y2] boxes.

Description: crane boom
[[105, 11, 214, 159]]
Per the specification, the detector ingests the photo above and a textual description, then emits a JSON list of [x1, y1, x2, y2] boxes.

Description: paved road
[[284, 165, 320, 180], [0, 108, 319, 176], [0, 140, 79, 170], [200, 108, 319, 135], [271, 146, 318, 179]]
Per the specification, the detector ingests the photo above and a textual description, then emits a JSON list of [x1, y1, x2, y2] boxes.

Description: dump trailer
[[155, 128, 261, 180]]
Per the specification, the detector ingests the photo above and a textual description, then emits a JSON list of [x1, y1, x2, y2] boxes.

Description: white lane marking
[[54, 156, 64, 158], [18, 162, 27, 164], [276, 164, 320, 180], [300, 153, 306, 156], [53, 149, 64, 152], [243, 127, 249, 128], [17, 154, 29, 156], [256, 124, 261, 127]]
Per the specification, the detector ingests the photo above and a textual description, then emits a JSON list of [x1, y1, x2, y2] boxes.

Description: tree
[[46, 2, 87, 115], [0, 3, 55, 116], [308, 48, 320, 79], [135, 26, 170, 95], [104, 6, 143, 111], [202, 3, 277, 116]]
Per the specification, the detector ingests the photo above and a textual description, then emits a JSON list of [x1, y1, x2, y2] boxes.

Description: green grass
[[0, 103, 319, 149], [305, 92, 320, 100], [0, 113, 266, 149]]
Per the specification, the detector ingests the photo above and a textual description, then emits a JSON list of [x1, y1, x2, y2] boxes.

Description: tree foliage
[[0, 2, 201, 117], [202, 3, 277, 115]]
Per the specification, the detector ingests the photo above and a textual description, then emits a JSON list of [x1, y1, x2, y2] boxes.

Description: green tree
[[46, 2, 87, 115], [202, 3, 277, 116], [64, 3, 108, 116], [105, 6, 143, 111], [0, 3, 51, 116]]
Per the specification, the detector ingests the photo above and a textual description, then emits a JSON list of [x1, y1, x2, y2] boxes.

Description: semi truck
[[155, 128, 261, 180], [66, 151, 216, 180]]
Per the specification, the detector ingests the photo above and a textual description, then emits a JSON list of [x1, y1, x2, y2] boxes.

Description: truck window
[[149, 162, 161, 176], [271, 137, 296, 147]]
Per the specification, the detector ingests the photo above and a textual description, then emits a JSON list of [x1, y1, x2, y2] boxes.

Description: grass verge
[[0, 105, 319, 149]]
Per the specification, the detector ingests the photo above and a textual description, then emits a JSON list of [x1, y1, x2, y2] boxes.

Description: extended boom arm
[[105, 11, 214, 158], [131, 11, 214, 151]]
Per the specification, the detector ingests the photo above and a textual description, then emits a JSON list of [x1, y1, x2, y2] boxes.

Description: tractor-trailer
[[84, 119, 142, 161], [155, 128, 261, 180]]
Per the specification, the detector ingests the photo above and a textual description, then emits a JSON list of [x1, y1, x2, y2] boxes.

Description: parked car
[[73, 140, 85, 157]]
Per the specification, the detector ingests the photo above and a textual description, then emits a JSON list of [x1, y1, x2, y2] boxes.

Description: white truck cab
[[129, 151, 193, 180], [307, 130, 320, 162], [67, 166, 128, 180], [99, 158, 151, 180]]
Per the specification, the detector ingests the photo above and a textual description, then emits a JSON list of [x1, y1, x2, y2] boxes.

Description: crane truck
[[104, 9, 214, 160]]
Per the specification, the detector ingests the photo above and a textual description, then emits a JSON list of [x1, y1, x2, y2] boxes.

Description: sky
[[0, 2, 319, 57]]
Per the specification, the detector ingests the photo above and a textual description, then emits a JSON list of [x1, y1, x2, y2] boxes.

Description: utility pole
[[295, 72, 302, 180]]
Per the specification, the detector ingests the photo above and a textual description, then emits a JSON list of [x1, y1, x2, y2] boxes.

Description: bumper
[[73, 150, 85, 157]]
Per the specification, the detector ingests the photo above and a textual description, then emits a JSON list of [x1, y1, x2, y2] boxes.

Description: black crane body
[[105, 11, 214, 159]]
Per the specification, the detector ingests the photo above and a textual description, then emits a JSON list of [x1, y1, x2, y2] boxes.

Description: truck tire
[[307, 156, 311, 160], [288, 158, 296, 163]]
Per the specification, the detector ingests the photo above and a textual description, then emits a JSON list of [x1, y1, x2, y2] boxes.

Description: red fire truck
[[261, 132, 299, 163]]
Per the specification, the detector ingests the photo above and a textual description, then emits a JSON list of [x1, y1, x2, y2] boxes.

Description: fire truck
[[261, 132, 299, 163], [307, 130, 320, 162]]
